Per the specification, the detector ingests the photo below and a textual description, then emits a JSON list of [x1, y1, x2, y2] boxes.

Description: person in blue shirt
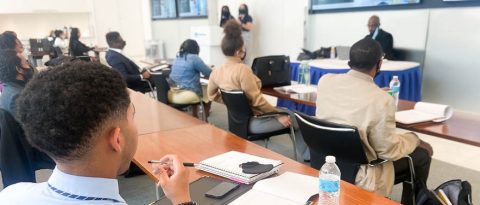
[[169, 39, 212, 117]]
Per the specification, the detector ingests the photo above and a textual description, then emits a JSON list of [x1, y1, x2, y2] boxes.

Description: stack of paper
[[395, 102, 453, 124], [197, 151, 283, 184], [274, 84, 317, 94]]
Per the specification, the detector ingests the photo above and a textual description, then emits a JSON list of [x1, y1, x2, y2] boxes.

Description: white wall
[[306, 10, 429, 50], [422, 8, 480, 112], [0, 13, 91, 39], [89, 0, 147, 56], [0, 0, 90, 13], [151, 19, 209, 58], [151, 0, 307, 60], [217, 0, 308, 60]]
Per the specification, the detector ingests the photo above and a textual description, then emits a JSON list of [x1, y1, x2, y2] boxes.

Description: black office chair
[[152, 71, 206, 121], [294, 112, 416, 204], [0, 109, 55, 187], [220, 89, 297, 160]]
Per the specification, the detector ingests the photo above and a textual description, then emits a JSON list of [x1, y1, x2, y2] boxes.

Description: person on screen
[[315, 38, 432, 205], [366, 15, 395, 60], [220, 5, 234, 27], [0, 62, 195, 205]]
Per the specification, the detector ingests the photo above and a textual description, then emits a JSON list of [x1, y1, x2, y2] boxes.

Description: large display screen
[[177, 0, 208, 18], [311, 0, 421, 11], [152, 0, 177, 19]]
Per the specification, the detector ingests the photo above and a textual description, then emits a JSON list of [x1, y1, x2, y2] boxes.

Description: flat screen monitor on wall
[[152, 0, 177, 19], [311, 0, 421, 11], [177, 0, 208, 18]]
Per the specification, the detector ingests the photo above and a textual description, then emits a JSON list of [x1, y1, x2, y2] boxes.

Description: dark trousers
[[393, 147, 432, 205]]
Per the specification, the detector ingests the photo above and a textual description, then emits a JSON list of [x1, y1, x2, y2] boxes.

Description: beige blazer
[[207, 56, 277, 115], [315, 70, 419, 196]]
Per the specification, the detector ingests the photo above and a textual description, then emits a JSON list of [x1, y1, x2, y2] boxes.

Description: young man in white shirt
[[0, 62, 195, 205]]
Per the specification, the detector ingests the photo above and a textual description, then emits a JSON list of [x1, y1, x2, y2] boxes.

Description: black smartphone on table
[[204, 181, 240, 199]]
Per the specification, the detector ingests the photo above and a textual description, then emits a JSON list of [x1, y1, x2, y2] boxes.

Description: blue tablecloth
[[278, 62, 422, 115]]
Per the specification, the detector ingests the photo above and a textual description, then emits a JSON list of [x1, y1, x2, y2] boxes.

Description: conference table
[[262, 87, 480, 147], [129, 90, 399, 205], [290, 59, 422, 101]]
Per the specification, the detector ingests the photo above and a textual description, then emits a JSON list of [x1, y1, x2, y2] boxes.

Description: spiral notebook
[[197, 151, 283, 184]]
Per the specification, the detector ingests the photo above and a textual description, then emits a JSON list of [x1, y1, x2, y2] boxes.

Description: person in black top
[[219, 5, 234, 27], [365, 15, 395, 60], [68, 27, 94, 57], [238, 4, 253, 32]]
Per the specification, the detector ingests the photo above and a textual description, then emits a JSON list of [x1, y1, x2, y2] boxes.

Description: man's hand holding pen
[[151, 155, 191, 205]]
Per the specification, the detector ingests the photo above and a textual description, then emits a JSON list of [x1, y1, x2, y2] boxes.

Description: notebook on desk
[[197, 151, 283, 184]]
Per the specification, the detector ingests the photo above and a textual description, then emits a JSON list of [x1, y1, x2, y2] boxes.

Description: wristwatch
[[178, 201, 197, 205]]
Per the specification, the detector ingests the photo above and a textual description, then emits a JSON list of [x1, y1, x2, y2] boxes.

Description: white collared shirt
[[0, 167, 126, 204]]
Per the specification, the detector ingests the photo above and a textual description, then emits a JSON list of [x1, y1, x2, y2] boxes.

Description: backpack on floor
[[416, 179, 473, 205]]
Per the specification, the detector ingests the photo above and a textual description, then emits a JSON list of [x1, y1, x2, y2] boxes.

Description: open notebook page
[[229, 172, 317, 205]]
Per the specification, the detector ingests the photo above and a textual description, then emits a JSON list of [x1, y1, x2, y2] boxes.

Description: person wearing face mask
[[0, 49, 55, 188], [315, 38, 432, 204], [0, 50, 34, 118], [365, 15, 395, 60], [237, 3, 254, 65], [208, 20, 309, 161], [220, 5, 234, 27], [106, 31, 153, 94]]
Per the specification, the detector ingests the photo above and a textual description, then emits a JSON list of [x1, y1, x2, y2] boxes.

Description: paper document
[[229, 172, 318, 205], [274, 84, 317, 94], [395, 102, 453, 124]]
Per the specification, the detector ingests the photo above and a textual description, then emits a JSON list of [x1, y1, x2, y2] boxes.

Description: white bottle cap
[[393, 75, 398, 79], [325, 156, 336, 163]]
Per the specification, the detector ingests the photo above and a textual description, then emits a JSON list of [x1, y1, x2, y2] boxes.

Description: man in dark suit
[[366, 15, 395, 60], [106, 32, 152, 93]]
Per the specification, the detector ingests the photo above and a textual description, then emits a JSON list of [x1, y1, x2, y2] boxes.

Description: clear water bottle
[[389, 75, 401, 107], [297, 61, 311, 86], [319, 156, 341, 205]]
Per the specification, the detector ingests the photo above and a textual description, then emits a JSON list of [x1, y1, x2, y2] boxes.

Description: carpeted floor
[[1, 102, 478, 204]]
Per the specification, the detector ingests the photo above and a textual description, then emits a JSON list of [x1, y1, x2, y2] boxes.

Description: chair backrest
[[150, 72, 171, 104], [53, 46, 63, 57], [219, 89, 253, 139], [294, 112, 369, 183], [251, 55, 291, 87]]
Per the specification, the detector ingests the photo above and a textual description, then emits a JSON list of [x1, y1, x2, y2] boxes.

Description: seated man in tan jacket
[[315, 38, 432, 205]]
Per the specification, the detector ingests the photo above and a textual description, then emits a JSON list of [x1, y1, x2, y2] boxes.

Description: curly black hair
[[0, 49, 21, 83], [16, 61, 131, 162]]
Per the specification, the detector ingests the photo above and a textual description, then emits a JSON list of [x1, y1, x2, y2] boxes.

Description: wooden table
[[134, 124, 399, 205], [262, 87, 480, 147], [128, 89, 399, 204], [129, 90, 204, 135]]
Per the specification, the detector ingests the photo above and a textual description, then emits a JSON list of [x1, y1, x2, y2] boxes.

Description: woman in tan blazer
[[207, 20, 309, 160]]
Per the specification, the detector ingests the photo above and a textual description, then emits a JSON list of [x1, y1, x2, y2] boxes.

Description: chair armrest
[[254, 112, 289, 119], [367, 158, 388, 167]]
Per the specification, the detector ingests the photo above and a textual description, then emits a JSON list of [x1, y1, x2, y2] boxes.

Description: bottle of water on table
[[319, 156, 341, 205], [297, 61, 311, 86], [389, 75, 401, 108]]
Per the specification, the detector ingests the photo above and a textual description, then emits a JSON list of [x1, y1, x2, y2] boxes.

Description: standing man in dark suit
[[366, 15, 395, 60], [106, 32, 152, 93]]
